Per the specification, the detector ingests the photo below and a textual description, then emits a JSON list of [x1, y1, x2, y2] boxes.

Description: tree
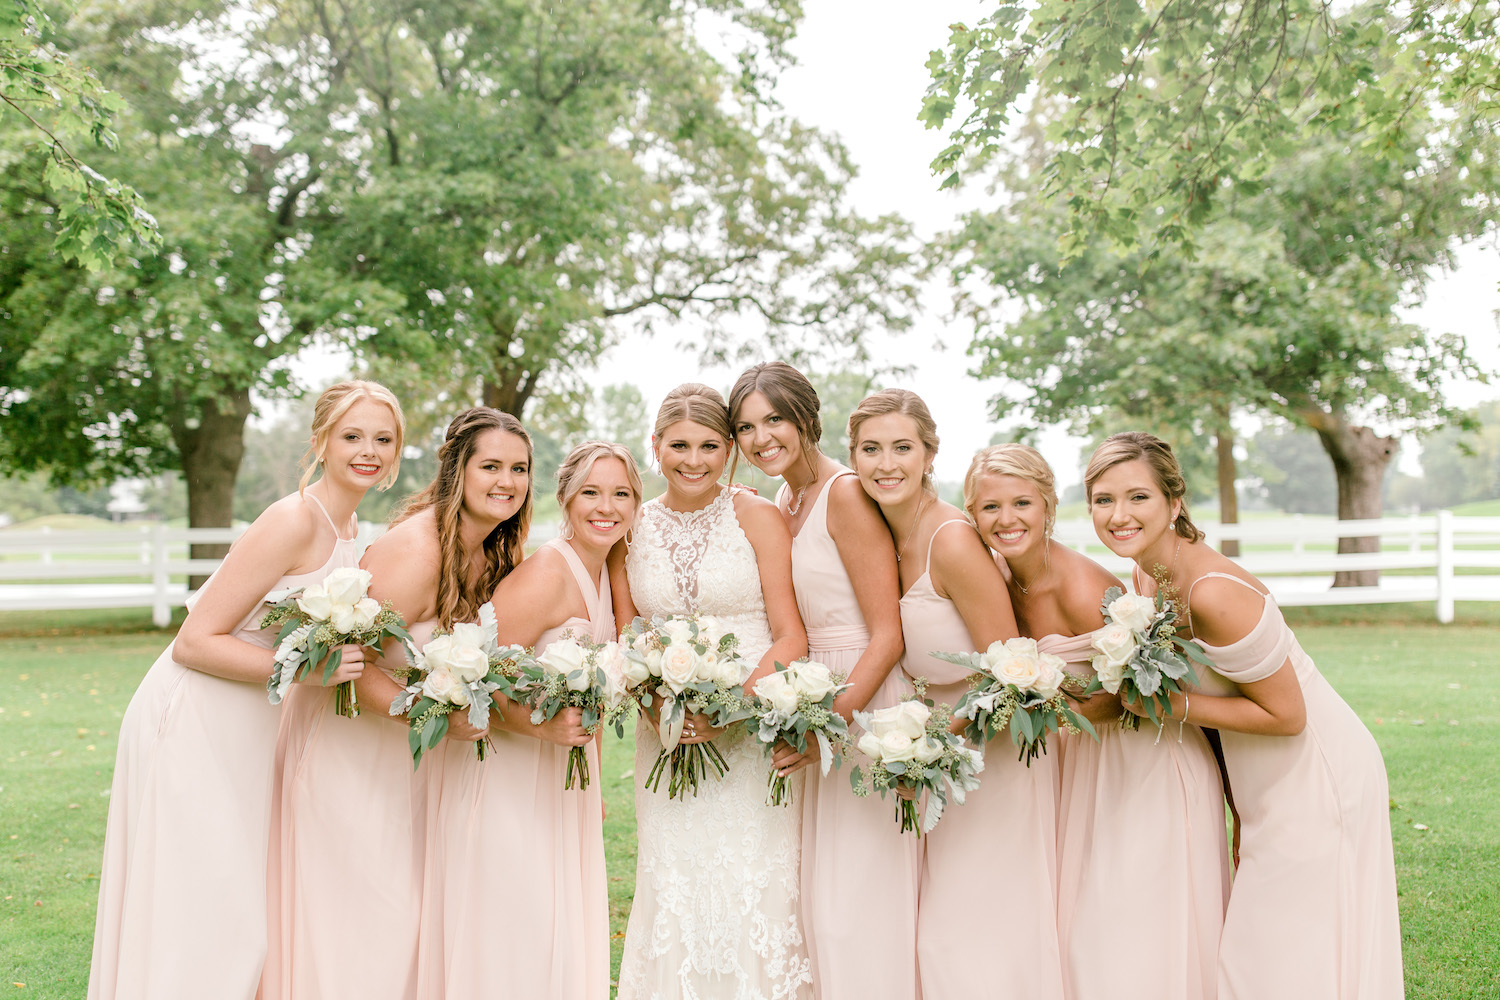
[[0, 0, 158, 267], [1402, 400, 1500, 508], [922, 0, 1500, 259], [1245, 423, 1341, 516], [0, 0, 918, 568]]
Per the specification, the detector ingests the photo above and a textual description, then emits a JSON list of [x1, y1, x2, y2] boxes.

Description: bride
[[613, 382, 813, 1000]]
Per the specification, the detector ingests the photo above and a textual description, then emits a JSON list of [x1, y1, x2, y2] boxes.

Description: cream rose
[[295, 584, 333, 621], [857, 731, 883, 760], [913, 735, 945, 764], [658, 643, 700, 692], [894, 701, 930, 739], [539, 637, 588, 677], [992, 651, 1044, 691], [713, 655, 746, 688], [645, 648, 664, 676], [1000, 636, 1039, 659], [661, 618, 695, 645], [789, 660, 837, 702], [421, 634, 454, 675], [1092, 654, 1126, 694], [1091, 623, 1138, 667], [1107, 593, 1158, 633], [446, 643, 491, 684], [622, 654, 652, 687], [450, 622, 490, 648], [421, 667, 470, 707], [695, 615, 725, 647], [1033, 652, 1067, 700], [878, 730, 918, 762], [759, 673, 800, 715], [324, 567, 373, 607], [866, 705, 903, 739]]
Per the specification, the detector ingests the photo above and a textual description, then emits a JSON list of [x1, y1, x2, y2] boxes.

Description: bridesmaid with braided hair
[[263, 407, 533, 999]]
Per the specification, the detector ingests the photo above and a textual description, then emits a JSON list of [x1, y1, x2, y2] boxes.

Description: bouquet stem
[[646, 741, 730, 800], [895, 796, 922, 836], [566, 745, 591, 791], [475, 735, 488, 761], [766, 770, 794, 808], [334, 681, 360, 719]]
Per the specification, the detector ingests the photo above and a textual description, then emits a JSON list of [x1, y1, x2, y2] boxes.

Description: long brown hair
[[728, 361, 823, 486], [392, 407, 533, 627], [1084, 431, 1205, 543]]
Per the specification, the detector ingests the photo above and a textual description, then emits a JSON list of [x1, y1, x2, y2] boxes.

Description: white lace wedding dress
[[617, 487, 813, 1000]]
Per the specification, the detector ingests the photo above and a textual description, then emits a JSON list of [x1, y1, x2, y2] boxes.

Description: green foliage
[[1245, 422, 1342, 515], [923, 0, 1500, 258], [0, 0, 160, 268]]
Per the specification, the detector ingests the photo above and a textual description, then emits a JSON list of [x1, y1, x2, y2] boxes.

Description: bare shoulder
[[496, 543, 569, 597], [1186, 572, 1269, 646], [928, 510, 985, 566], [824, 471, 881, 521], [365, 511, 440, 576], [1054, 547, 1115, 632], [241, 492, 320, 547], [733, 489, 791, 540]]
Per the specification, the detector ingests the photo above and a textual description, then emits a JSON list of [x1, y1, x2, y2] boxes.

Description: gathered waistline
[[806, 624, 871, 651]]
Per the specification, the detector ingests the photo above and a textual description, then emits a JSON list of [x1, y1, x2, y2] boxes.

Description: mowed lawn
[[2, 605, 1497, 999]]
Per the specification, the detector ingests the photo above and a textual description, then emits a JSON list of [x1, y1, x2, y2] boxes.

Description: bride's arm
[[733, 492, 808, 692]]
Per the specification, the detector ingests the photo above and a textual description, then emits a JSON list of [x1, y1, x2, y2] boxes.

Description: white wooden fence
[[0, 514, 1496, 626]]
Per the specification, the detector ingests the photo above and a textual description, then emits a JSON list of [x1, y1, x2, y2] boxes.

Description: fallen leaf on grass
[[1413, 823, 1429, 832]]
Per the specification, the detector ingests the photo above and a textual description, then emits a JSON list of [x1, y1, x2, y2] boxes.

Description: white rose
[[447, 643, 491, 684], [695, 615, 725, 646], [895, 701, 930, 739], [789, 661, 837, 702], [866, 705, 902, 738], [631, 631, 654, 655], [323, 567, 372, 607], [539, 637, 588, 680], [714, 656, 746, 688], [450, 622, 490, 648], [913, 735, 945, 764], [661, 618, 695, 645], [759, 673, 800, 715], [992, 651, 1044, 692], [350, 596, 380, 631], [659, 643, 700, 692], [645, 648, 664, 676], [1091, 623, 1138, 668], [328, 602, 359, 634], [596, 643, 628, 696], [421, 667, 470, 707], [1001, 636, 1039, 659], [878, 730, 918, 762], [622, 654, 652, 687], [1093, 654, 1126, 694], [1107, 593, 1158, 634], [295, 584, 332, 622], [421, 634, 453, 676], [1033, 652, 1067, 700], [857, 731, 883, 760]]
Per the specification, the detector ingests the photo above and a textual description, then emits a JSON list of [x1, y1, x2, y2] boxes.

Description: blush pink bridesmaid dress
[[1185, 573, 1402, 1000], [1047, 628, 1229, 1000], [414, 537, 610, 1000], [88, 494, 358, 1000], [788, 471, 921, 999], [898, 519, 1064, 999]]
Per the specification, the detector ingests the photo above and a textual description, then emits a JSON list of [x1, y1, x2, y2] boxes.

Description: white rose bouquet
[[751, 659, 851, 807], [388, 603, 525, 768], [504, 636, 633, 790], [262, 566, 411, 718], [620, 614, 757, 800], [933, 637, 1096, 765], [1091, 584, 1213, 732], [849, 689, 985, 837]]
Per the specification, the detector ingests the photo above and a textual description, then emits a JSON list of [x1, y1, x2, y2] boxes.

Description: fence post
[[1435, 509, 1455, 624], [151, 523, 171, 628]]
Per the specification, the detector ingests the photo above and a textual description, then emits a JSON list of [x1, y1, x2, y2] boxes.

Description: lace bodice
[[626, 488, 772, 652]]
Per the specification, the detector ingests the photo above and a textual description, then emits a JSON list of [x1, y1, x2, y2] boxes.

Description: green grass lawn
[[3, 608, 1498, 998]]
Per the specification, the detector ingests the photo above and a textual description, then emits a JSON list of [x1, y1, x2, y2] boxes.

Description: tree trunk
[[1214, 410, 1240, 558], [1310, 418, 1397, 588], [171, 386, 253, 589], [482, 367, 537, 416]]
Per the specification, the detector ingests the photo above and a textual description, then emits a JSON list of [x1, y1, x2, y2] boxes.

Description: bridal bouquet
[[621, 614, 757, 800], [934, 637, 1096, 765], [504, 635, 632, 790], [752, 659, 851, 807], [849, 690, 984, 837], [262, 567, 410, 718], [1091, 584, 1212, 731], [389, 604, 524, 768]]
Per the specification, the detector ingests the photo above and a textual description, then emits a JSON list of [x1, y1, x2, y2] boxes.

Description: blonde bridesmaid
[[729, 362, 917, 998], [88, 381, 403, 1000], [264, 407, 527, 998], [848, 390, 1064, 999], [1086, 432, 1402, 1000], [416, 440, 637, 1000], [967, 444, 1229, 1000]]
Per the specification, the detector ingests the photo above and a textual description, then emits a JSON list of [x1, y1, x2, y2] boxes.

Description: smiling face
[[564, 456, 637, 551], [319, 399, 400, 494], [732, 390, 805, 480], [462, 428, 532, 528], [1089, 458, 1182, 563], [970, 473, 1049, 560], [851, 412, 931, 509], [655, 420, 729, 506]]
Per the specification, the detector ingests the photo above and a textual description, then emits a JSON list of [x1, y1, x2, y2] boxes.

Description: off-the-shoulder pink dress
[[1188, 572, 1402, 1000], [788, 472, 920, 998], [89, 495, 357, 1000], [1047, 628, 1229, 1000], [899, 520, 1064, 999], [414, 537, 610, 1000]]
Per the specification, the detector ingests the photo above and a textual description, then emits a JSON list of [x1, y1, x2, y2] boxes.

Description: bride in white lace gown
[[615, 383, 813, 1000]]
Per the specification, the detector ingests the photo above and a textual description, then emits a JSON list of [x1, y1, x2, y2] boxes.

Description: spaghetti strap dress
[[1185, 572, 1402, 1000], [788, 471, 920, 999], [88, 494, 358, 1000], [898, 519, 1063, 999], [414, 537, 611, 1000], [1047, 627, 1229, 1000]]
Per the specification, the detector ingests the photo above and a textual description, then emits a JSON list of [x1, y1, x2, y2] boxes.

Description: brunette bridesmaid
[[848, 390, 1063, 999], [88, 381, 403, 1000], [1086, 432, 1401, 1000], [416, 440, 637, 1000], [966, 444, 1228, 1000], [729, 362, 917, 998], [263, 407, 526, 999]]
